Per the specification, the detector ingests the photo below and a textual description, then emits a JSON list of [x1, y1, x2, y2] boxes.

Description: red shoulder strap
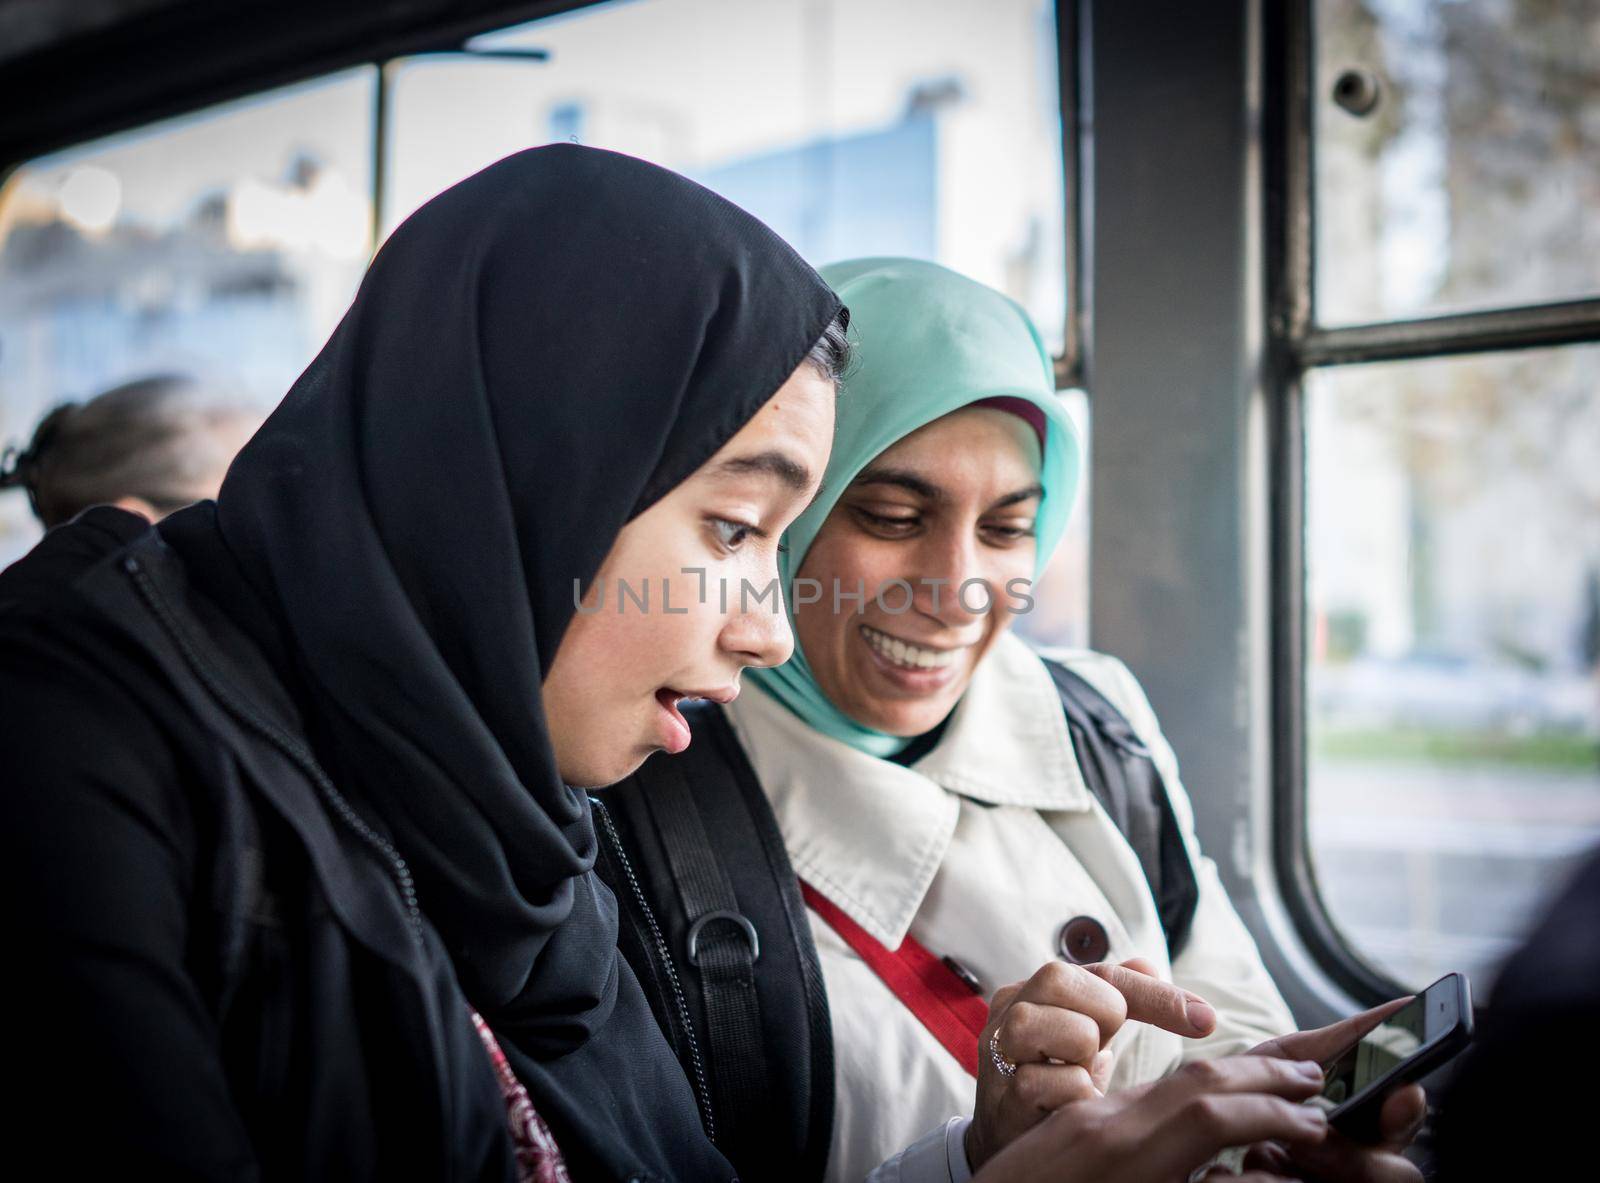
[[799, 880, 988, 1076]]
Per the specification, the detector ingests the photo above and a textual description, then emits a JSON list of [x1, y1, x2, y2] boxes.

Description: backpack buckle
[[686, 910, 761, 965]]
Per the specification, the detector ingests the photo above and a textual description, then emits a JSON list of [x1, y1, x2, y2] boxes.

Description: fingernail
[[1295, 1060, 1324, 1082], [1184, 996, 1216, 1031]]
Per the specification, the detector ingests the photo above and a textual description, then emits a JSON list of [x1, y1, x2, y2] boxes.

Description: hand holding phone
[[1316, 971, 1474, 1143]]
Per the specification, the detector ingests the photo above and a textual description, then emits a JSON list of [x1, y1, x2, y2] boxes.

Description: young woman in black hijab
[[0, 144, 844, 1181]]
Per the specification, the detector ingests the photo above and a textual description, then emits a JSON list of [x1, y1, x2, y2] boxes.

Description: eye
[[709, 517, 756, 552], [852, 507, 919, 537], [981, 520, 1037, 545]]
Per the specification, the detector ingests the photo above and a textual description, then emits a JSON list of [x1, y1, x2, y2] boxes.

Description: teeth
[[861, 624, 961, 670]]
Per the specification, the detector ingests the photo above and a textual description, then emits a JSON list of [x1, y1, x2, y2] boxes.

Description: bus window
[[1291, 0, 1600, 998], [1314, 0, 1600, 325], [1306, 347, 1600, 992], [384, 0, 1068, 350], [0, 68, 376, 567]]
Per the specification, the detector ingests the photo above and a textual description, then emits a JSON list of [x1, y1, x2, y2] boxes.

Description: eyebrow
[[990, 483, 1045, 510], [852, 465, 1044, 511], [707, 450, 815, 495]]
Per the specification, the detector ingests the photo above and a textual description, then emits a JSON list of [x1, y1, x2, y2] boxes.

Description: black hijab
[[215, 144, 841, 1058]]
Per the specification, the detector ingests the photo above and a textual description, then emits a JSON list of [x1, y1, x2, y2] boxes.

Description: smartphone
[[1318, 971, 1473, 1142]]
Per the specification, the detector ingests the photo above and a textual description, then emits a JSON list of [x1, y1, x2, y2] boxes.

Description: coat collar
[[724, 631, 1090, 947]]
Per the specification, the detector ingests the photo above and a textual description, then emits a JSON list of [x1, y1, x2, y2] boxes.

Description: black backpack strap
[[594, 703, 834, 1183], [639, 749, 773, 1156], [1042, 658, 1201, 958]]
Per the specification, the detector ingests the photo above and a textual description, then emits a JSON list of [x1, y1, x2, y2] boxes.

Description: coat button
[[941, 955, 984, 995], [1057, 916, 1110, 964]]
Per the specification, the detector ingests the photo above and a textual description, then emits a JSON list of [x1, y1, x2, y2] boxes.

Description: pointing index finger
[[1083, 962, 1216, 1038]]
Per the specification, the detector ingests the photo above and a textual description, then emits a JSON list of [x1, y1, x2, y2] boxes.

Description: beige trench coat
[[723, 631, 1295, 1182]]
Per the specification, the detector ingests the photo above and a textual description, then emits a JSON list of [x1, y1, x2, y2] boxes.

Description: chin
[[562, 753, 645, 791], [859, 701, 949, 738]]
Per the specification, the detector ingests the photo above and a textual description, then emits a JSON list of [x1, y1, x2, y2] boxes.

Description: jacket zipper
[[125, 555, 424, 944], [590, 795, 718, 1147]]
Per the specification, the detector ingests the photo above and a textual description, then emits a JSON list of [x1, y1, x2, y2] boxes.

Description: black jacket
[[0, 506, 729, 1181]]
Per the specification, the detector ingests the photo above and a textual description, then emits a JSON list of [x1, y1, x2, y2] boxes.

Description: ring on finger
[[988, 1030, 1017, 1078]]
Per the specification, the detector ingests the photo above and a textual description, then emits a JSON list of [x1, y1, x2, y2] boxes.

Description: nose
[[719, 575, 796, 669], [909, 527, 991, 629]]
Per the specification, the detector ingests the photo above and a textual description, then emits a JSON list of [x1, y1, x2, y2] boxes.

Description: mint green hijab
[[748, 257, 1083, 756]]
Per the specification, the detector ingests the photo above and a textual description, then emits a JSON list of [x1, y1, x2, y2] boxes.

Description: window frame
[[1265, 0, 1600, 1002]]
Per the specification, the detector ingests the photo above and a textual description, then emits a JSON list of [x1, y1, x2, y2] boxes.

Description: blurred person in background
[[0, 373, 261, 527]]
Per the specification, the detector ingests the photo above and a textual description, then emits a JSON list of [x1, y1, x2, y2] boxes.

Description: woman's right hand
[[972, 1054, 1331, 1183], [968, 958, 1220, 1171]]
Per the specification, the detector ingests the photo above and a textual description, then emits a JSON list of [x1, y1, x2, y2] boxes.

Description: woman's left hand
[[968, 957, 1221, 1172], [1238, 1001, 1426, 1183]]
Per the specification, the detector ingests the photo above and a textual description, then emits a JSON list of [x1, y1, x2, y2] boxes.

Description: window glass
[[1305, 345, 1600, 992], [0, 69, 375, 565], [384, 0, 1068, 353], [1314, 0, 1600, 325]]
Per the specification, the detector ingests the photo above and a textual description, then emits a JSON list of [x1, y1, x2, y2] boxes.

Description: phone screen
[[1320, 994, 1427, 1106]]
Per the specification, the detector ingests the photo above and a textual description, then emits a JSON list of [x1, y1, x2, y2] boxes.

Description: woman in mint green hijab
[[748, 256, 1082, 755], [718, 257, 1330, 1182]]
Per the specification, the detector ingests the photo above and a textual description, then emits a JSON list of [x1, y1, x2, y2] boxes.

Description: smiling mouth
[[859, 623, 966, 670]]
